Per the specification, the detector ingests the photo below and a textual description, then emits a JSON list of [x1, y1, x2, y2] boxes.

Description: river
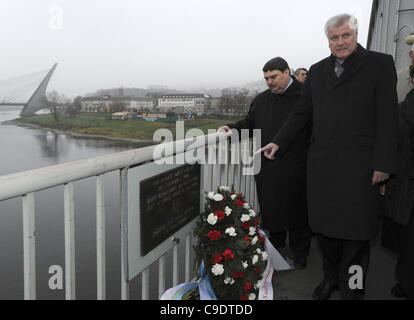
[[0, 108, 180, 300]]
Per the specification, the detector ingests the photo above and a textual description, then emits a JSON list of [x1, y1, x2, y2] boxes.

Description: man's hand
[[379, 185, 386, 196], [371, 171, 390, 186], [256, 143, 279, 160], [217, 125, 232, 136]]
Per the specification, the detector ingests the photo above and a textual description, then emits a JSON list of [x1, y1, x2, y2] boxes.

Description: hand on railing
[[255, 143, 279, 160], [217, 126, 232, 136]]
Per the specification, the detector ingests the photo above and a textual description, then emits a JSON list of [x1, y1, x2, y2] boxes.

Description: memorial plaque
[[139, 164, 200, 255]]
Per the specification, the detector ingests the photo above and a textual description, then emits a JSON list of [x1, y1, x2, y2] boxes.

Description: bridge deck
[[273, 233, 400, 300]]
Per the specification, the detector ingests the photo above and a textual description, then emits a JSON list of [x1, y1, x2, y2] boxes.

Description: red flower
[[235, 199, 244, 207], [222, 249, 234, 261], [240, 294, 249, 300], [237, 194, 243, 199], [241, 221, 250, 230], [255, 266, 261, 275], [215, 210, 225, 221], [207, 230, 221, 241], [252, 218, 260, 226], [212, 253, 223, 264], [243, 281, 253, 293], [232, 271, 246, 279], [244, 236, 251, 244], [258, 235, 265, 243]]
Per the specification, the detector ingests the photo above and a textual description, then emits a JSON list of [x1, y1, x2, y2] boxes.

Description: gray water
[[0, 108, 183, 300]]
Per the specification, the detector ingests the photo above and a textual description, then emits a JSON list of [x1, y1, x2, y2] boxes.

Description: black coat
[[396, 211, 414, 299], [391, 89, 414, 299], [274, 44, 399, 240], [384, 88, 414, 226], [229, 77, 311, 233]]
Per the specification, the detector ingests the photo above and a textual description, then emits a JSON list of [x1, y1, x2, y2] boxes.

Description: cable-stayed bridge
[[0, 63, 57, 116]]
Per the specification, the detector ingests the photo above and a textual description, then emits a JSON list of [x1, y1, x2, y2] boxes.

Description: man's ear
[[409, 50, 414, 59], [284, 68, 290, 75]]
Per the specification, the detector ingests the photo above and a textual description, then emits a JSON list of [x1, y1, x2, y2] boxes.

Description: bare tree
[[42, 90, 71, 122], [109, 101, 127, 113], [219, 88, 253, 119], [65, 96, 82, 117]]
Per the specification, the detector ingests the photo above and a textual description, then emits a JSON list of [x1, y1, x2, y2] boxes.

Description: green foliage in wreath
[[193, 186, 268, 300]]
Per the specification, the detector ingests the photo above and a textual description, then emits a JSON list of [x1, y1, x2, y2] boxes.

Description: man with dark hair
[[218, 57, 312, 269], [258, 14, 399, 300], [294, 68, 308, 83]]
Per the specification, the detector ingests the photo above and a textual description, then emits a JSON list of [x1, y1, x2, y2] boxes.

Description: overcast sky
[[0, 0, 373, 98]]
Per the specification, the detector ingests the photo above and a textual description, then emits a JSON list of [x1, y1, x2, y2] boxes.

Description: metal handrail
[[0, 132, 227, 201]]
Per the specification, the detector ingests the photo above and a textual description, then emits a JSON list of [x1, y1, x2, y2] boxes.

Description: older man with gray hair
[[258, 13, 399, 300], [396, 42, 414, 103]]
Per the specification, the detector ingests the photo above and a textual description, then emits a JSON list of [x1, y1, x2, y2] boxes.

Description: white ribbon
[[257, 230, 292, 300]]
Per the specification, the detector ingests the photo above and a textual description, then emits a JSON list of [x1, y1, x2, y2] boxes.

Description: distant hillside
[[84, 87, 187, 98], [84, 80, 267, 98]]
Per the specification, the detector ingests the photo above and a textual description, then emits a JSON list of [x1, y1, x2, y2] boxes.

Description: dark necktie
[[334, 61, 344, 78]]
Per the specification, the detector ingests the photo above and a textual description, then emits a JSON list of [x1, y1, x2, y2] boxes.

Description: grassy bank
[[13, 113, 230, 141]]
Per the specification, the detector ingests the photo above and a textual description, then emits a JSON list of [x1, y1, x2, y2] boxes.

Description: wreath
[[193, 186, 268, 300]]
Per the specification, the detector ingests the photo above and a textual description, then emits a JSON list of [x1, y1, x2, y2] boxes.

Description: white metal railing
[[0, 132, 259, 300]]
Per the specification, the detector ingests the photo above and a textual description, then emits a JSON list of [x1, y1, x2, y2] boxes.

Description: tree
[[64, 96, 82, 117], [109, 101, 127, 113], [42, 90, 71, 122], [219, 88, 253, 119]]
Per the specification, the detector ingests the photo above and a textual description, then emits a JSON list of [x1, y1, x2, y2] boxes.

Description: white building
[[81, 96, 154, 112], [157, 93, 209, 114]]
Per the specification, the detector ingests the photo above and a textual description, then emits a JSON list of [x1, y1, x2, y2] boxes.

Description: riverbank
[[5, 113, 230, 144]]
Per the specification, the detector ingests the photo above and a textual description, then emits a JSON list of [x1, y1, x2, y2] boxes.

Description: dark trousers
[[271, 225, 311, 261], [317, 234, 370, 300]]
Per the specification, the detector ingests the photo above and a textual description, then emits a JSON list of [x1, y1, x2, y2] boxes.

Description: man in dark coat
[[258, 14, 399, 299], [218, 57, 312, 268], [394, 88, 414, 300]]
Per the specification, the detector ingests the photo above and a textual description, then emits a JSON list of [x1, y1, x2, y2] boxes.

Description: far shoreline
[[3, 118, 157, 145]]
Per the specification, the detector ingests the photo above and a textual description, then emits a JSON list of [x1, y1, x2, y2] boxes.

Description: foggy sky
[[0, 0, 372, 98]]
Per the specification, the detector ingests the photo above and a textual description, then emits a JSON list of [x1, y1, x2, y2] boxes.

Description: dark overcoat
[[229, 77, 311, 233], [274, 44, 399, 240], [384, 88, 414, 226], [388, 89, 414, 298]]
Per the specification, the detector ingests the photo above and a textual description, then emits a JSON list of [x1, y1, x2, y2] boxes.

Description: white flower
[[211, 264, 224, 276], [251, 236, 258, 245], [212, 193, 224, 202], [248, 293, 256, 300], [224, 206, 232, 216], [231, 194, 237, 200], [241, 214, 250, 222], [219, 186, 230, 192], [256, 248, 262, 254], [243, 203, 250, 209], [225, 227, 237, 237], [249, 227, 256, 236], [254, 280, 263, 289], [242, 261, 249, 269], [224, 277, 235, 285], [262, 251, 268, 261], [252, 255, 259, 265], [208, 192, 215, 199], [207, 213, 218, 225], [249, 209, 256, 217]]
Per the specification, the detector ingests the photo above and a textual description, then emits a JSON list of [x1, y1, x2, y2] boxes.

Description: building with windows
[[81, 96, 154, 112], [157, 93, 209, 114]]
